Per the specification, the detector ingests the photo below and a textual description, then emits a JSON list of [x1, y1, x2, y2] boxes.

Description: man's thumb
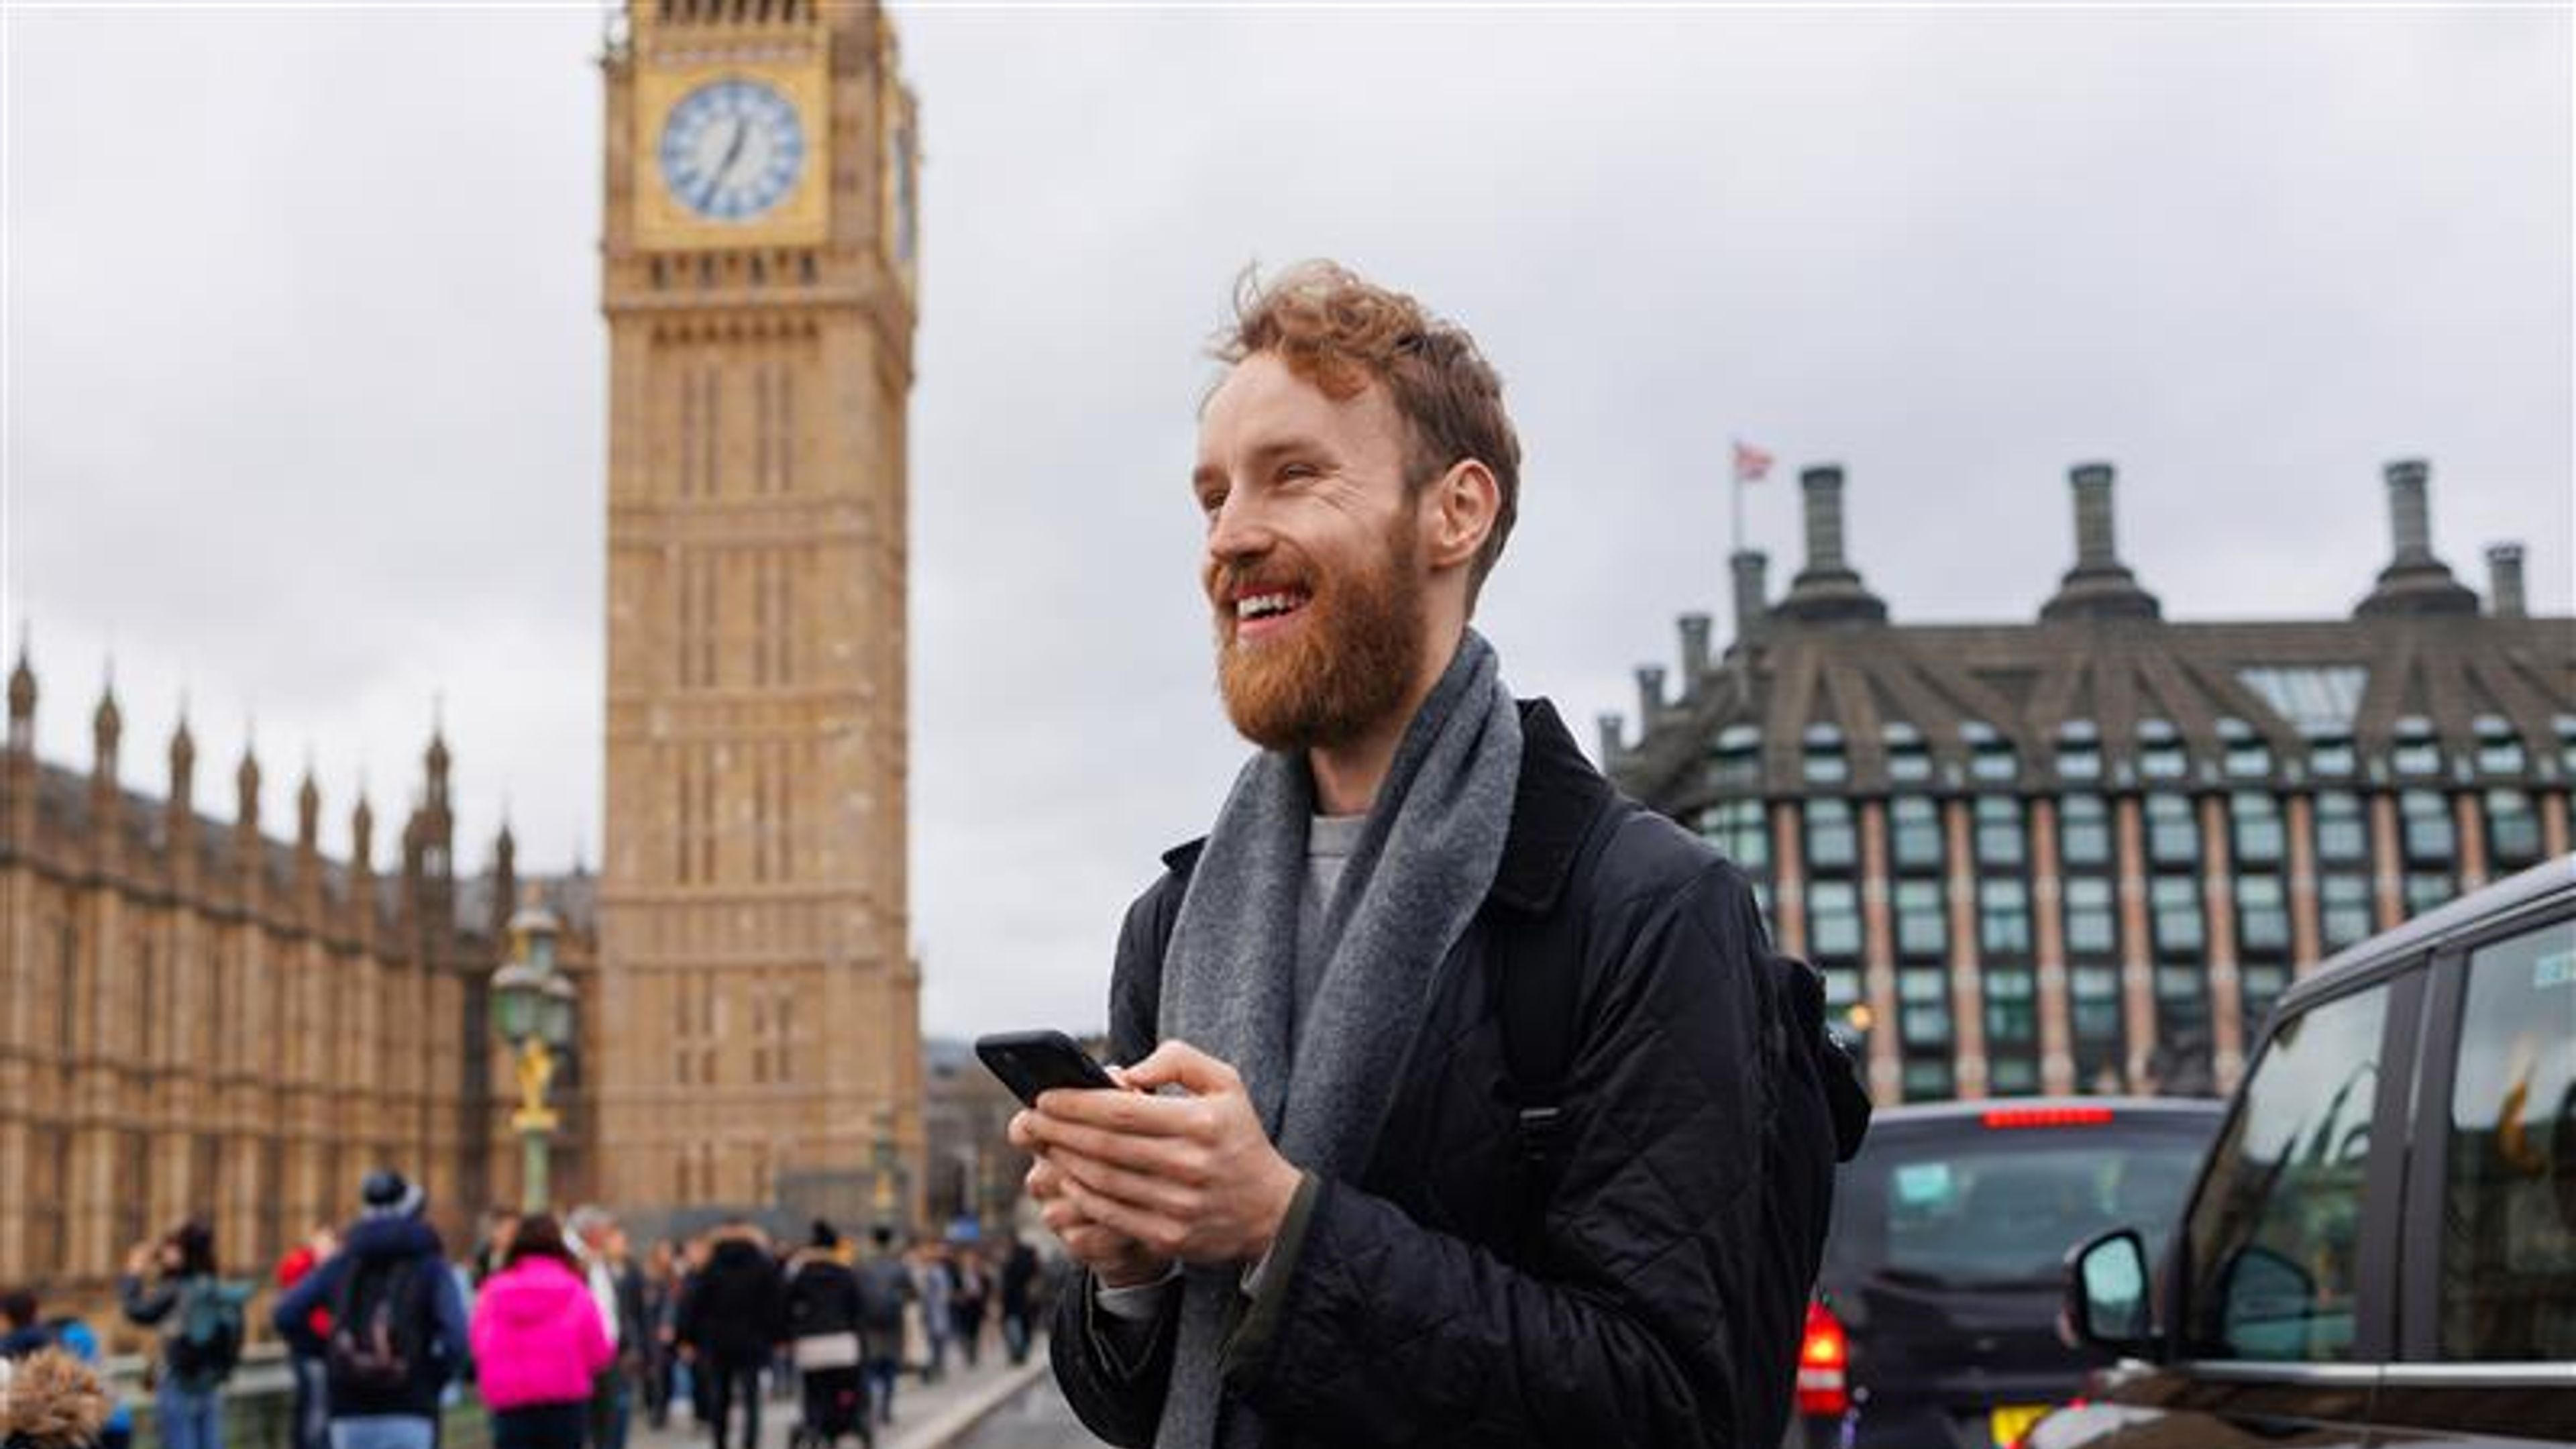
[[1121, 1038, 1232, 1093]]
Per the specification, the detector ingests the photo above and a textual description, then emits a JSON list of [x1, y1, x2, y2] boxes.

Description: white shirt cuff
[[1092, 1263, 1181, 1322], [1239, 1242, 1280, 1298]]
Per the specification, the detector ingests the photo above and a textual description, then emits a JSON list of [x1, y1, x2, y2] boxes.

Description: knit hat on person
[[360, 1170, 427, 1222], [808, 1220, 839, 1251]]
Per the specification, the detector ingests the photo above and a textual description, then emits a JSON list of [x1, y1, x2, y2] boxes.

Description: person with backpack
[[671, 1222, 782, 1449], [1012, 261, 1870, 1449], [468, 1214, 613, 1449], [849, 1231, 910, 1431], [779, 1223, 866, 1449], [119, 1220, 248, 1449], [271, 1171, 469, 1449]]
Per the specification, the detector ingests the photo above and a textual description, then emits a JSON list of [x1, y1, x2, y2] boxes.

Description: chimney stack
[[1597, 712, 1624, 766], [1678, 613, 1712, 684], [2487, 543, 2527, 619], [2073, 463, 2117, 568], [1774, 465, 1890, 625], [1635, 665, 1666, 729], [2356, 457, 2478, 617], [1803, 466, 1849, 574], [2041, 461, 2161, 621], [2385, 459, 2434, 565], [1730, 550, 1770, 644]]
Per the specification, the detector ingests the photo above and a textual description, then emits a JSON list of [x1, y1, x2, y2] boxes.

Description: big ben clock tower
[[597, 0, 922, 1215]]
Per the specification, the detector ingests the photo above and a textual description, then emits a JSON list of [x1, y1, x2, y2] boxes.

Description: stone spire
[[168, 705, 196, 807], [297, 761, 322, 851], [235, 736, 262, 834], [8, 635, 34, 749], [92, 674, 123, 781], [352, 788, 376, 875]]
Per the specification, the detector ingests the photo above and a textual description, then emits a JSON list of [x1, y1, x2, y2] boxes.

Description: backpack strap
[[1487, 798, 1620, 1233], [1491, 884, 1587, 1178], [1148, 816, 1607, 1193]]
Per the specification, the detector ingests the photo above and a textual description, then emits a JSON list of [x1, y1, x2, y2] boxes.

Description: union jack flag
[[1731, 439, 1775, 484]]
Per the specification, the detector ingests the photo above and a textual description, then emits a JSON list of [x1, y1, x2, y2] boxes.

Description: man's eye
[[1279, 462, 1317, 482], [1198, 489, 1227, 518]]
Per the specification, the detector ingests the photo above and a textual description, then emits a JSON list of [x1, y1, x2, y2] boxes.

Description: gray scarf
[[1155, 630, 1524, 1449]]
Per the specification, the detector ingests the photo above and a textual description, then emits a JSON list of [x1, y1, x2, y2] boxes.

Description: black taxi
[[2047, 854, 2576, 1448]]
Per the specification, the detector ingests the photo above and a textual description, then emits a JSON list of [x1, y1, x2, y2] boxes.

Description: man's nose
[[1206, 488, 1272, 561]]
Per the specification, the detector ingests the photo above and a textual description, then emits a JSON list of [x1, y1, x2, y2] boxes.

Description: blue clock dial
[[659, 78, 806, 222]]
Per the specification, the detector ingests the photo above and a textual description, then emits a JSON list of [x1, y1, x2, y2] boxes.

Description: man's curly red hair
[[2, 1349, 111, 1449], [1214, 261, 1521, 604]]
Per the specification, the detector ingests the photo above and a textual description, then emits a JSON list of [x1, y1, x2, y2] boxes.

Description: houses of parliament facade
[[0, 673, 597, 1298], [0, 0, 926, 1300]]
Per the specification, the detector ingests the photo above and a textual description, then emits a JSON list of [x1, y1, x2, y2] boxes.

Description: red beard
[[1212, 515, 1426, 753]]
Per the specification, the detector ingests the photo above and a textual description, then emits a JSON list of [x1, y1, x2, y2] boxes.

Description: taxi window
[[2441, 915, 2576, 1360], [2182, 983, 2388, 1361]]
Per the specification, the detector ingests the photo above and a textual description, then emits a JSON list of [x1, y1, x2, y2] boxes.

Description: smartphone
[[975, 1029, 1119, 1107]]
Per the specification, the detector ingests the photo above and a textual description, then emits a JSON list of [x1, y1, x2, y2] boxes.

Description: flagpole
[[1731, 461, 1746, 565], [1729, 437, 1747, 564]]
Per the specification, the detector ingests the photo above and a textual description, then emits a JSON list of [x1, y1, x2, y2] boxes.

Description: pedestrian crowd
[[0, 1177, 1052, 1449]]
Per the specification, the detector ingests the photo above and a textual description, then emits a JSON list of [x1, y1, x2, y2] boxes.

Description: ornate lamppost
[[871, 1106, 902, 1236], [493, 892, 578, 1212]]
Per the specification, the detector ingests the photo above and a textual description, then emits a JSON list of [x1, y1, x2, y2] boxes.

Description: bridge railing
[[101, 1345, 491, 1449]]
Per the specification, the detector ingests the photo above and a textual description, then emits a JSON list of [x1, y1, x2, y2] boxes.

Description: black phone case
[[974, 1029, 1116, 1106]]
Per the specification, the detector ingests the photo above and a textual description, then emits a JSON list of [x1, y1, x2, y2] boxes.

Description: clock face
[[658, 78, 807, 222]]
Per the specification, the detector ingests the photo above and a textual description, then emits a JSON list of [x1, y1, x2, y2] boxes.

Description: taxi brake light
[[1795, 1299, 1849, 1417], [1982, 1105, 2116, 1130]]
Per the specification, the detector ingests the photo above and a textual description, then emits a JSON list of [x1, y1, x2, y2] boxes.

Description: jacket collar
[[1157, 696, 1614, 916], [1487, 698, 1615, 916]]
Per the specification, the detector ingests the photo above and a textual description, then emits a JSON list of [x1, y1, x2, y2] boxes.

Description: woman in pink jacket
[[469, 1214, 612, 1449]]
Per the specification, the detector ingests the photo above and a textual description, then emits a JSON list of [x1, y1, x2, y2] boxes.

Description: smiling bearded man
[[1012, 260, 1868, 1449], [1212, 495, 1424, 753]]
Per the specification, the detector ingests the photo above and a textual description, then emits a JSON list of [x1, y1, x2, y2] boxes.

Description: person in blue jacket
[[272, 1172, 470, 1449]]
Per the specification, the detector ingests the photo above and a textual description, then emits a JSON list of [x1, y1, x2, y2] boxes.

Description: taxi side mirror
[[2062, 1227, 2159, 1360]]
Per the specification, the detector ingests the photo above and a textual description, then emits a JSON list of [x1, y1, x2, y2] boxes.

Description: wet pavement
[[941, 1373, 1104, 1449], [632, 1350, 1062, 1449]]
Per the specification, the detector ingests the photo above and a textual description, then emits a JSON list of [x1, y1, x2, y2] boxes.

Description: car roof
[[1862, 1095, 2227, 1130], [2275, 853, 2575, 1017]]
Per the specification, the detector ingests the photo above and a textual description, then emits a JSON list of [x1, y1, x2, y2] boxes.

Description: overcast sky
[[4, 1, 2568, 1040]]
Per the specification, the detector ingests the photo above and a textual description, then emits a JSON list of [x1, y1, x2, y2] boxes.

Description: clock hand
[[702, 117, 751, 205]]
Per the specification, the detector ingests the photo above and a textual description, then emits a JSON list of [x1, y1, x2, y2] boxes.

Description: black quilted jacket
[[1051, 700, 1842, 1448]]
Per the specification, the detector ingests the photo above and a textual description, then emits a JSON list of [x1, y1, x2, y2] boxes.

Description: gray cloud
[[7, 5, 2566, 1040]]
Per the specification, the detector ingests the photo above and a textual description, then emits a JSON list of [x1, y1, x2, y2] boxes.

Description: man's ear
[[1424, 459, 1500, 573]]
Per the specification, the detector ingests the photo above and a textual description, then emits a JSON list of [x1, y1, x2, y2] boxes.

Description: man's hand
[[1015, 1040, 1303, 1269], [1015, 1148, 1170, 1289]]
